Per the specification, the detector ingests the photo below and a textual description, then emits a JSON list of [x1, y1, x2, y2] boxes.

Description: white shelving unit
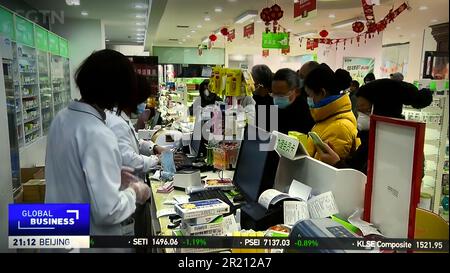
[[38, 50, 52, 135], [51, 55, 70, 115], [12, 42, 42, 147], [5, 42, 71, 149], [403, 79, 449, 220]]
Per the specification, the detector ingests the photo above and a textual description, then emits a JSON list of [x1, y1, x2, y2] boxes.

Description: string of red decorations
[[300, 1, 410, 51]]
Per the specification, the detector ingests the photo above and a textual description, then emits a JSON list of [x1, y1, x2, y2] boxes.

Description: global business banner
[[9, 204, 90, 236]]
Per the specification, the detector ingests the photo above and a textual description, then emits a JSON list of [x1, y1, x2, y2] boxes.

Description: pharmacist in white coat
[[45, 49, 150, 236], [105, 76, 166, 176]]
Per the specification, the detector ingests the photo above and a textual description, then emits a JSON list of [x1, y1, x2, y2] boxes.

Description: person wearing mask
[[189, 79, 222, 116], [251, 64, 273, 130], [106, 75, 166, 177], [317, 79, 433, 174], [304, 63, 360, 161], [363, 72, 376, 84], [45, 49, 151, 237], [349, 80, 360, 118], [272, 68, 315, 134]]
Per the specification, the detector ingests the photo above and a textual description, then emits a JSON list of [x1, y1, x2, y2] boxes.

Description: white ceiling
[[20, 0, 449, 50], [148, 0, 449, 49], [23, 0, 151, 45]]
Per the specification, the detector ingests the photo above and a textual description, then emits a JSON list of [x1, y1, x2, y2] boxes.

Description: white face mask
[[357, 112, 370, 131], [204, 89, 210, 97]]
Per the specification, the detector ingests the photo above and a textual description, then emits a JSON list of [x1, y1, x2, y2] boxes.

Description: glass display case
[[2, 45, 22, 198], [62, 57, 71, 107], [13, 42, 41, 146], [38, 50, 52, 135], [404, 79, 449, 220], [51, 54, 65, 115]]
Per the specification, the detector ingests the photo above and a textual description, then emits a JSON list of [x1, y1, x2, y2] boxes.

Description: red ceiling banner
[[243, 23, 254, 38], [294, 0, 317, 21], [228, 29, 236, 42]]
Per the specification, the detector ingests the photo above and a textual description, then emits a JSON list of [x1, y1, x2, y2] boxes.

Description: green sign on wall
[[0, 7, 15, 40], [35, 26, 48, 51], [262, 32, 289, 49], [48, 32, 59, 55], [15, 15, 34, 47], [59, 37, 69, 58]]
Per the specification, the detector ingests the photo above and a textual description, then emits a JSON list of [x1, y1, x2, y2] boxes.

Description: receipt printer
[[172, 169, 202, 190], [240, 202, 283, 231]]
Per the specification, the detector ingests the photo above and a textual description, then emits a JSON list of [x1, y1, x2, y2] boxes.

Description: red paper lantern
[[260, 7, 272, 23], [319, 30, 329, 38], [220, 28, 229, 36], [209, 34, 217, 42], [352, 21, 365, 33]]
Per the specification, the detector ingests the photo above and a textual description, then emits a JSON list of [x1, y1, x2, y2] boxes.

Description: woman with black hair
[[272, 68, 315, 134], [304, 63, 360, 161], [317, 79, 433, 174], [45, 49, 151, 236]]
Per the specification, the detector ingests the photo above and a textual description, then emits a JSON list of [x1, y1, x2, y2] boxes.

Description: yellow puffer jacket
[[307, 94, 361, 161]]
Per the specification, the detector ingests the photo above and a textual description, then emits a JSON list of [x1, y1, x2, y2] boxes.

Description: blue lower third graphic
[[9, 204, 90, 236]]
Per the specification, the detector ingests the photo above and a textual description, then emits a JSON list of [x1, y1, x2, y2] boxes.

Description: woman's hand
[[317, 142, 341, 166]]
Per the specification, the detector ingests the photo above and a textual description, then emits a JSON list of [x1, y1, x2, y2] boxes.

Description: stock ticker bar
[[87, 236, 449, 252]]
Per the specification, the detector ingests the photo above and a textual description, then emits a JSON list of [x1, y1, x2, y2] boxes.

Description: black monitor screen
[[233, 125, 280, 203]]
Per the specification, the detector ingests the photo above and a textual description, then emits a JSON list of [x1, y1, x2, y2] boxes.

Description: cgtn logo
[[8, 204, 90, 249]]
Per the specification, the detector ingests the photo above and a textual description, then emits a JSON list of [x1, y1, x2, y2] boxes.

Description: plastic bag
[[160, 150, 176, 181]]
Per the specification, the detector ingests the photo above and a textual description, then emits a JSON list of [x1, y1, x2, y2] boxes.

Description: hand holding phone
[[308, 132, 327, 152]]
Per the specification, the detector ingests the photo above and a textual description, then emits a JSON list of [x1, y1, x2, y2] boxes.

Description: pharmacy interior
[[0, 0, 449, 252]]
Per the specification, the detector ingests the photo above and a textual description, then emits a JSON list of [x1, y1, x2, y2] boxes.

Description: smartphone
[[308, 132, 327, 152]]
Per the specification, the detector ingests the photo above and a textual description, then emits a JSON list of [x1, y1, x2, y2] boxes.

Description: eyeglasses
[[271, 90, 294, 98]]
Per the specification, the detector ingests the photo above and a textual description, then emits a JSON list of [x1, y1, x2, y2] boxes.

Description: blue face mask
[[273, 96, 291, 109], [137, 102, 146, 114], [307, 97, 315, 108]]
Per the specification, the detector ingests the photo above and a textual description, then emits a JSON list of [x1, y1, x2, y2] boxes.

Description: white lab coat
[[45, 101, 136, 236], [105, 110, 159, 173]]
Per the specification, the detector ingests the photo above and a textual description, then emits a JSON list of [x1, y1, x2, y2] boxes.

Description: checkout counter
[[138, 114, 449, 253]]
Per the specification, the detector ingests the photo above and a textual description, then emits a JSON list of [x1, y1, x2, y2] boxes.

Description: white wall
[[108, 45, 150, 56], [0, 54, 14, 252], [51, 18, 106, 100], [318, 33, 384, 79], [405, 27, 437, 82]]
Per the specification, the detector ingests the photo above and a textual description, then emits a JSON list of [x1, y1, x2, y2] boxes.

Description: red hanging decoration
[[344, 39, 347, 50], [260, 7, 272, 33], [352, 21, 365, 33], [270, 4, 284, 33], [209, 34, 217, 42], [220, 27, 229, 36], [319, 29, 329, 38]]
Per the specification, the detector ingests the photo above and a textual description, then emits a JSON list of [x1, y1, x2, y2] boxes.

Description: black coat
[[277, 95, 315, 134]]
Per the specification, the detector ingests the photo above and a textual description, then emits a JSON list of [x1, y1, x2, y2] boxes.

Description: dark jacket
[[277, 95, 315, 134], [253, 94, 274, 131], [335, 130, 369, 174]]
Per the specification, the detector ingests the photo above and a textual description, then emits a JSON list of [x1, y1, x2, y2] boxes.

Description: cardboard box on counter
[[23, 179, 46, 203], [20, 166, 45, 184]]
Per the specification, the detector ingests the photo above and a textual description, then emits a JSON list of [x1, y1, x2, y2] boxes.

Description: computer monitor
[[233, 125, 280, 203], [189, 111, 210, 158]]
